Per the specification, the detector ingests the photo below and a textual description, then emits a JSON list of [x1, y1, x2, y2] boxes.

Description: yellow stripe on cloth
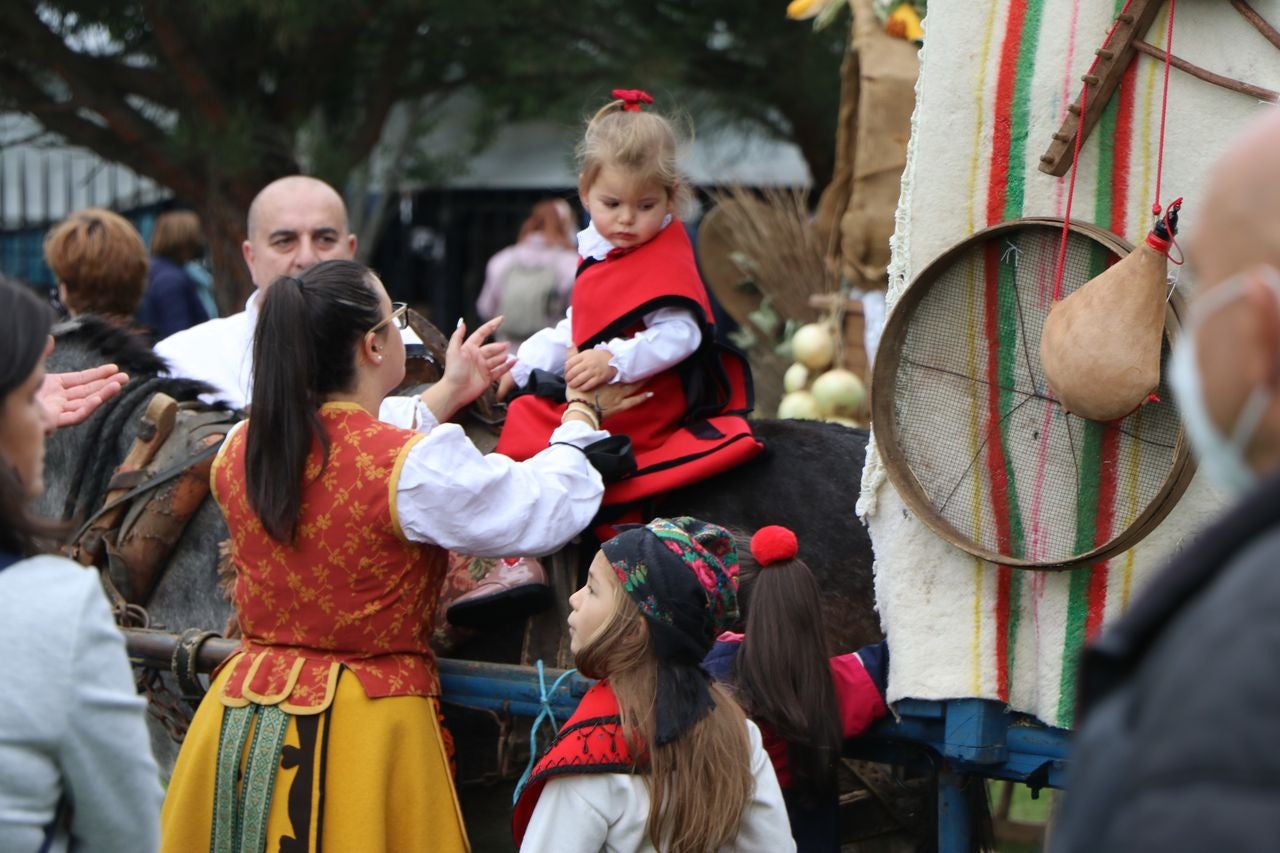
[[162, 663, 468, 853]]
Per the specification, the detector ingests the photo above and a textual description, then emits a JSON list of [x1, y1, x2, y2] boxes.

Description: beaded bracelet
[[562, 401, 601, 430], [567, 395, 605, 423]]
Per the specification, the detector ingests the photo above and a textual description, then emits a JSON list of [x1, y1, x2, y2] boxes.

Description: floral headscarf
[[601, 516, 740, 745]]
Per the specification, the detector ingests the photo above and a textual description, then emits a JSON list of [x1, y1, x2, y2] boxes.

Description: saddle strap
[[69, 393, 178, 566]]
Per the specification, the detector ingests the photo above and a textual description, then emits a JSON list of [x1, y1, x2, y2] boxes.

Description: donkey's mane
[[52, 314, 217, 403], [50, 314, 232, 522]]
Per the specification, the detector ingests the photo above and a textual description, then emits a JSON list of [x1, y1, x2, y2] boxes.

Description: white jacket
[[520, 720, 797, 853], [0, 555, 163, 853]]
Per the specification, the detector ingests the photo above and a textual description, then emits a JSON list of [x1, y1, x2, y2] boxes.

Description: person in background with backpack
[[477, 198, 579, 348]]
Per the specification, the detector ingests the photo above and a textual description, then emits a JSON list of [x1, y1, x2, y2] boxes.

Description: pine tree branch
[[139, 0, 229, 130]]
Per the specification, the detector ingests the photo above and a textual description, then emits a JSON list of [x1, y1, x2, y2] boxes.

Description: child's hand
[[565, 348, 617, 391], [496, 372, 516, 400]]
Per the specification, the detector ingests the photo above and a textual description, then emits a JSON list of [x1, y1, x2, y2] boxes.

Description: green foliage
[[0, 0, 845, 208]]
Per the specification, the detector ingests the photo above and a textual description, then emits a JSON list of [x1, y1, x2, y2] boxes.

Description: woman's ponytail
[[245, 260, 381, 543]]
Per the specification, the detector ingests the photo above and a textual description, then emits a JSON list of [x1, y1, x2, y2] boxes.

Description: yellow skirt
[[161, 664, 468, 853]]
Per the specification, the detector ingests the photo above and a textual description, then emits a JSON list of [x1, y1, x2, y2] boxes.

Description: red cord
[[1052, 0, 1135, 302], [1152, 0, 1176, 217]]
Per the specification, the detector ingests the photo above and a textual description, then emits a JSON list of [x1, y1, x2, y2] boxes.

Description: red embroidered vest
[[210, 402, 447, 713], [511, 681, 643, 846]]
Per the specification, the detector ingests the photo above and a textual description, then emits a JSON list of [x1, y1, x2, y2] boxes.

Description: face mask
[[1167, 266, 1280, 496]]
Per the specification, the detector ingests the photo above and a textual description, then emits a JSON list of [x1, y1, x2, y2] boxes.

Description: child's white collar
[[576, 215, 674, 261]]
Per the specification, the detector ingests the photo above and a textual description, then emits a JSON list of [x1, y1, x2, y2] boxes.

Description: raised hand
[[422, 316, 512, 423], [39, 347, 129, 428]]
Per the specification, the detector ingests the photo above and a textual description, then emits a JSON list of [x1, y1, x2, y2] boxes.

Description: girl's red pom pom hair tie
[[750, 525, 798, 566], [612, 88, 654, 112]]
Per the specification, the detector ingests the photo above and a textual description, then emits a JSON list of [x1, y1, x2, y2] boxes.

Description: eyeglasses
[[368, 302, 409, 334]]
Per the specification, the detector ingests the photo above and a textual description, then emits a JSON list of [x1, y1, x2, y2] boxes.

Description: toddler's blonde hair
[[577, 96, 694, 217]]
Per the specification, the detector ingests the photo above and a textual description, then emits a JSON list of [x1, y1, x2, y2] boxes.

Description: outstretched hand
[[39, 357, 129, 428], [422, 316, 512, 423]]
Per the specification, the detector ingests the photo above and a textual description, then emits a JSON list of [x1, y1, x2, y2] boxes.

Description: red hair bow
[[612, 88, 654, 112], [751, 525, 798, 566]]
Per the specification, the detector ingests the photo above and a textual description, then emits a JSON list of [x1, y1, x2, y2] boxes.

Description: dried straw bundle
[[705, 186, 834, 324], [699, 187, 837, 416]]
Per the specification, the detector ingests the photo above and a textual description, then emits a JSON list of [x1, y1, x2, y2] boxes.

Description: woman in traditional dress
[[160, 259, 649, 852]]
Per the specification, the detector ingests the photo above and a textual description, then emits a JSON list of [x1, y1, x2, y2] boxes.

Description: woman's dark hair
[[0, 280, 63, 556], [731, 531, 843, 805], [246, 259, 383, 543]]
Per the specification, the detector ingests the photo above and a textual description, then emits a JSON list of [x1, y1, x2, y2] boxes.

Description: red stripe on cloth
[[985, 0, 1030, 227], [1085, 57, 1138, 641], [983, 242, 1015, 700], [1085, 424, 1121, 640], [1108, 61, 1138, 234], [995, 566, 1013, 699]]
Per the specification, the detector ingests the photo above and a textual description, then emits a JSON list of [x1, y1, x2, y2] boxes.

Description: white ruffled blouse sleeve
[[510, 311, 575, 388], [395, 406, 607, 556], [600, 306, 701, 383]]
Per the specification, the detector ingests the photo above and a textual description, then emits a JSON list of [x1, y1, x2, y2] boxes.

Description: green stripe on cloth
[[1056, 236, 1118, 725], [1001, 0, 1047, 222], [1053, 0, 1134, 727]]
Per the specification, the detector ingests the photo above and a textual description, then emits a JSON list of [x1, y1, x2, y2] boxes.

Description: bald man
[[156, 176, 417, 408], [1053, 111, 1280, 852]]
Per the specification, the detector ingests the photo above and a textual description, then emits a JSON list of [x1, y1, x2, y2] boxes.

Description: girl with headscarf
[[513, 517, 796, 853]]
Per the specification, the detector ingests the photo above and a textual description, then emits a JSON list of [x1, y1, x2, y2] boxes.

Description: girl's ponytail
[[734, 527, 843, 804]]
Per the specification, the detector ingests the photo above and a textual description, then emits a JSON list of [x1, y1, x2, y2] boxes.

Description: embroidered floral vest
[[211, 402, 447, 713]]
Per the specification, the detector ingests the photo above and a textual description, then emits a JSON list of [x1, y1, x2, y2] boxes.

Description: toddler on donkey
[[494, 89, 763, 528], [458, 88, 765, 628]]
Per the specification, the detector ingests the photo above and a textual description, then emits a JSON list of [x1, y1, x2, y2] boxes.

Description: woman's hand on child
[[421, 316, 513, 422], [567, 379, 652, 421], [565, 348, 618, 391]]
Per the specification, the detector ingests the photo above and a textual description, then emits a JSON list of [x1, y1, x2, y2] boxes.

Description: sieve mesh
[[880, 221, 1187, 568]]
